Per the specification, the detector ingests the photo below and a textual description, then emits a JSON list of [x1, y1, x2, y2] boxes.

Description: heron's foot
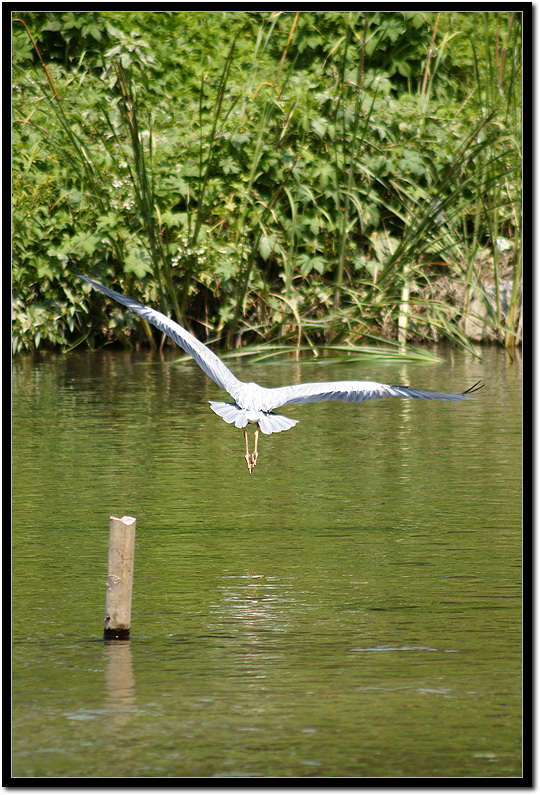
[[243, 424, 260, 475], [244, 450, 259, 475], [245, 452, 255, 475]]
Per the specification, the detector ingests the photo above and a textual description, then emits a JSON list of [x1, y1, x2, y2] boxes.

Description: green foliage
[[12, 11, 522, 356]]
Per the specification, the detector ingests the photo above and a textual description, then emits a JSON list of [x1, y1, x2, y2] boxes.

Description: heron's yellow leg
[[243, 425, 259, 475], [252, 426, 259, 467], [244, 427, 253, 474]]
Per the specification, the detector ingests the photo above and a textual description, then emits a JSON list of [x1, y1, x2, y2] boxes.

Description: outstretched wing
[[77, 274, 240, 394], [263, 380, 483, 410]]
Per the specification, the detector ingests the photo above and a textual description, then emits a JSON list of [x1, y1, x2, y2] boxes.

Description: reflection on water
[[12, 346, 522, 779], [103, 641, 136, 723]]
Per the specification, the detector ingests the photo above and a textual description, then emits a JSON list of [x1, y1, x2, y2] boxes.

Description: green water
[[12, 346, 522, 779]]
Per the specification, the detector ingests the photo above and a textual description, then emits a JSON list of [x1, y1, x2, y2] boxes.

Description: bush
[[12, 11, 522, 355]]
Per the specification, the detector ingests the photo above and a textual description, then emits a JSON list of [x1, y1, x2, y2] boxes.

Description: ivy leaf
[[124, 248, 153, 278], [221, 156, 240, 175]]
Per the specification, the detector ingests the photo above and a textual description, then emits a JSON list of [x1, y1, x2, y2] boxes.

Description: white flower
[[496, 237, 512, 253]]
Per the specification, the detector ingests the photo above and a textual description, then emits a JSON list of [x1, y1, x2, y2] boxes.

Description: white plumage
[[77, 274, 483, 474]]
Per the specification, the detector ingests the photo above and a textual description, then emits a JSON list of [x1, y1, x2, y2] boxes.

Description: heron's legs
[[252, 426, 259, 467], [244, 427, 251, 471], [243, 425, 260, 475]]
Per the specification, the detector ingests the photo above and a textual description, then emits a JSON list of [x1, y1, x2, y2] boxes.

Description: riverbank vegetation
[[12, 11, 522, 358]]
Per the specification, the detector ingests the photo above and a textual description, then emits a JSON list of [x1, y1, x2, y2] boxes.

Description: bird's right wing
[[77, 275, 240, 393], [263, 380, 483, 410]]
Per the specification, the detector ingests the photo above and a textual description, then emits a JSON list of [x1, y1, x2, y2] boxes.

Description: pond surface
[[12, 345, 522, 780]]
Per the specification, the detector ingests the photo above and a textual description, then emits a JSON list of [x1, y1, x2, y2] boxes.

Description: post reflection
[[103, 639, 136, 726]]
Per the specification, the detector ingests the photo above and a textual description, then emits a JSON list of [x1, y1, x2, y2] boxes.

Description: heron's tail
[[208, 402, 298, 434], [258, 412, 298, 434]]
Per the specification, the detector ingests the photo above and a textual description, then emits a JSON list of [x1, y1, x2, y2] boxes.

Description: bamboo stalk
[[397, 263, 411, 347]]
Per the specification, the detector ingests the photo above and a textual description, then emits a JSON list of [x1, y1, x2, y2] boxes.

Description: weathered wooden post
[[104, 515, 136, 640]]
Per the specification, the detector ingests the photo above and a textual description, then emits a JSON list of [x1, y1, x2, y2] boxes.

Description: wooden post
[[104, 515, 136, 640]]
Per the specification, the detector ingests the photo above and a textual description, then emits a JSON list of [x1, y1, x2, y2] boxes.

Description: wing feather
[[78, 275, 239, 393], [263, 380, 482, 410]]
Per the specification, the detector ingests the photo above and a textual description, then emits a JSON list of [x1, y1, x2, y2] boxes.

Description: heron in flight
[[77, 275, 483, 475]]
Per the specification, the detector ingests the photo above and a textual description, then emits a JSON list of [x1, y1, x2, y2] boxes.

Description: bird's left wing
[[77, 275, 240, 394], [262, 380, 483, 410]]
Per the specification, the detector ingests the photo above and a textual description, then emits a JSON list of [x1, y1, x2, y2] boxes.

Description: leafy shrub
[[12, 11, 522, 354]]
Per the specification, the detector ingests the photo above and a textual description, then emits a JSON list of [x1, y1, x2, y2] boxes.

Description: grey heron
[[77, 274, 483, 475]]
